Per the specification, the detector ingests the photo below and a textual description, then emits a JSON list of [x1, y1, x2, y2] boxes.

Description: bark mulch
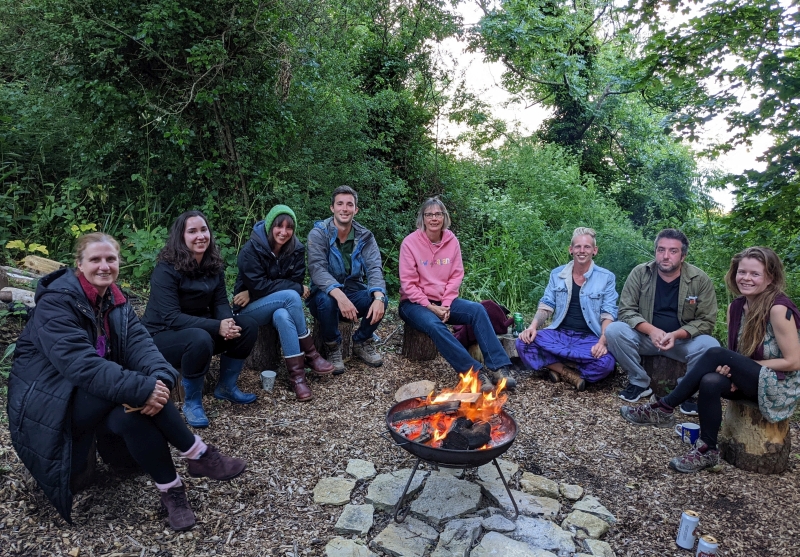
[[1, 310, 798, 556]]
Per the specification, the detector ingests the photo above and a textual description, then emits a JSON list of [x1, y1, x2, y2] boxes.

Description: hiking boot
[[620, 402, 675, 428], [186, 445, 247, 481], [679, 399, 699, 416], [669, 441, 720, 473], [618, 383, 653, 403], [490, 365, 517, 391], [325, 342, 346, 375], [160, 485, 196, 531], [353, 338, 383, 367], [558, 366, 585, 392], [546, 369, 561, 383], [477, 370, 495, 393]]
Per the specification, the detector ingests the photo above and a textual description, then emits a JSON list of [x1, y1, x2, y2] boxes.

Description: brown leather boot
[[546, 368, 561, 383], [286, 354, 313, 401], [299, 334, 335, 375], [559, 366, 586, 392]]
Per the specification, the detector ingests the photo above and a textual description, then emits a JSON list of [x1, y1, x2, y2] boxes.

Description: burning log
[[431, 392, 482, 405], [390, 401, 461, 423], [441, 417, 491, 450]]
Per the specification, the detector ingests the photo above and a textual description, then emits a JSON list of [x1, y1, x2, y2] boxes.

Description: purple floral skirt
[[515, 328, 615, 383]]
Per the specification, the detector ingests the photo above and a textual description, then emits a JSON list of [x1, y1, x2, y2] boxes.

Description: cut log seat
[[312, 319, 354, 361], [719, 399, 791, 474], [402, 326, 439, 361], [244, 323, 282, 372], [642, 355, 686, 397]]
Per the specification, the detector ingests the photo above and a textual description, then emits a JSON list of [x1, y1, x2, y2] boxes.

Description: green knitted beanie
[[264, 204, 297, 229]]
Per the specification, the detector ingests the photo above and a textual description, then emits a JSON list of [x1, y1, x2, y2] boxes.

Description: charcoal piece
[[461, 421, 491, 449], [441, 431, 469, 450], [390, 401, 461, 423], [450, 417, 473, 433]]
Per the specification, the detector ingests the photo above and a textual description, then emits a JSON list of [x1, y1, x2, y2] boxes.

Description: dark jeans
[[307, 287, 382, 344], [152, 314, 258, 379], [71, 389, 195, 484], [662, 346, 760, 448]]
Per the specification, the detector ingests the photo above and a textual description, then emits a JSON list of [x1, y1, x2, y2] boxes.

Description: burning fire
[[392, 369, 512, 450]]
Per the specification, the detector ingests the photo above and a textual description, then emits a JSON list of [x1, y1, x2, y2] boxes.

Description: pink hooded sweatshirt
[[399, 228, 464, 307]]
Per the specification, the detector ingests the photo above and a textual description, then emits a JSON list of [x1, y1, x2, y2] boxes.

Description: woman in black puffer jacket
[[7, 233, 246, 531]]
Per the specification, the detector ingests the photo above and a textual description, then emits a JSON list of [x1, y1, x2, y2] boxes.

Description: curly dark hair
[[157, 210, 224, 277]]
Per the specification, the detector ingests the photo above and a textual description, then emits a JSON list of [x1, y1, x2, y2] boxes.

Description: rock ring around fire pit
[[383, 396, 520, 523]]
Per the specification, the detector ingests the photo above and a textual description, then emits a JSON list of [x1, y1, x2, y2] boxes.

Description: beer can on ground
[[676, 510, 700, 550], [696, 535, 718, 556], [513, 313, 524, 337]]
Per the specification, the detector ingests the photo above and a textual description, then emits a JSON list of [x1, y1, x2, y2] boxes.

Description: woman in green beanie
[[233, 205, 334, 401]]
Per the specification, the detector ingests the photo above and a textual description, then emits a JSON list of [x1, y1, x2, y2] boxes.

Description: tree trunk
[[244, 324, 282, 371], [402, 326, 439, 361], [719, 400, 790, 474], [642, 355, 686, 397]]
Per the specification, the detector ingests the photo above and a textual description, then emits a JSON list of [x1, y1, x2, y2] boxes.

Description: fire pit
[[383, 372, 520, 523]]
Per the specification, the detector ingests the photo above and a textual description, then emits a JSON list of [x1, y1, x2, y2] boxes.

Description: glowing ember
[[391, 369, 512, 449]]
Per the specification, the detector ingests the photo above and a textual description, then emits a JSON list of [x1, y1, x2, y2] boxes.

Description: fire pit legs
[[391, 457, 519, 523]]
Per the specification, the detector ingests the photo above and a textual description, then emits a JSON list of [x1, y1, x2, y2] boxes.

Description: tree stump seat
[[402, 325, 439, 361], [642, 355, 686, 397], [169, 362, 220, 405], [312, 319, 355, 361], [719, 399, 791, 474]]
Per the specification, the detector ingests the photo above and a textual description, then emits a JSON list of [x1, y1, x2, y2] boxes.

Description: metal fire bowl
[[385, 397, 517, 468]]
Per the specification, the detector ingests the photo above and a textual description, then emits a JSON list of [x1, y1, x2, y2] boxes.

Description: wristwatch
[[374, 293, 386, 302]]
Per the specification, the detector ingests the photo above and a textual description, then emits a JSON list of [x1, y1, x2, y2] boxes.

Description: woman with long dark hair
[[620, 247, 800, 472], [8, 233, 246, 531], [142, 211, 258, 427], [232, 205, 334, 401]]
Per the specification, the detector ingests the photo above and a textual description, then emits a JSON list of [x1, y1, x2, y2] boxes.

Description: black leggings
[[71, 389, 196, 484], [663, 346, 760, 448]]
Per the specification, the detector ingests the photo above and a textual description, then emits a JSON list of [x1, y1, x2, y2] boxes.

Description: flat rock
[[313, 477, 357, 506], [430, 517, 482, 557], [572, 495, 617, 525], [584, 539, 616, 557], [479, 481, 560, 519], [346, 459, 377, 481], [520, 473, 559, 499], [471, 532, 557, 557], [559, 483, 584, 501], [366, 468, 429, 512], [325, 537, 377, 557], [509, 515, 576, 556], [410, 472, 482, 525], [477, 458, 519, 483], [395, 380, 436, 402], [334, 504, 374, 536], [371, 516, 438, 557], [482, 514, 516, 533], [562, 510, 610, 540]]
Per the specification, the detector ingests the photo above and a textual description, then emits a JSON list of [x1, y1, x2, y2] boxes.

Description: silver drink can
[[676, 510, 700, 550], [696, 535, 718, 556]]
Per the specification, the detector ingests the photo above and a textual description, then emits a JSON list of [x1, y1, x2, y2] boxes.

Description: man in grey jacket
[[606, 229, 719, 405], [307, 186, 387, 373]]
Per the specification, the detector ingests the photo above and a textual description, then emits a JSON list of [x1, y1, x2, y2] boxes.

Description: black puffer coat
[[233, 220, 305, 302], [7, 269, 178, 523]]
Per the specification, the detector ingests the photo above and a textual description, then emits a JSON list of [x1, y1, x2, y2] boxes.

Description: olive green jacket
[[618, 260, 717, 338]]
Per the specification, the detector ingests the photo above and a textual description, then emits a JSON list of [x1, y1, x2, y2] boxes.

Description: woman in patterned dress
[[619, 247, 800, 473]]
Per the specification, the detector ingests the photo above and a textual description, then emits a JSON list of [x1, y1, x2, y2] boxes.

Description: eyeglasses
[[424, 212, 444, 219]]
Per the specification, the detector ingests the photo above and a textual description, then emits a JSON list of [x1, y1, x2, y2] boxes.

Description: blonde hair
[[73, 232, 120, 267], [724, 246, 786, 357], [571, 227, 596, 246]]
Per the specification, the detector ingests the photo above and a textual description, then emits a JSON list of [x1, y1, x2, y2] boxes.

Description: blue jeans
[[238, 290, 308, 357], [307, 287, 381, 344], [399, 298, 512, 373]]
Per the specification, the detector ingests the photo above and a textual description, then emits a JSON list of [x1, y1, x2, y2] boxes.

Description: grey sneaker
[[353, 339, 383, 367], [325, 342, 346, 375], [477, 370, 494, 393], [619, 403, 675, 428], [490, 365, 517, 391], [669, 441, 720, 473]]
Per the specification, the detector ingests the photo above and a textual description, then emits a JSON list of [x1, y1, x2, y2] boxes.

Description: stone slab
[[477, 458, 519, 483], [573, 495, 617, 525], [334, 504, 374, 536], [410, 472, 482, 525], [479, 481, 560, 519], [471, 532, 557, 557], [562, 510, 610, 540], [482, 514, 516, 533], [346, 459, 377, 481], [313, 477, 356, 506], [509, 515, 576, 556], [325, 537, 377, 557], [520, 473, 559, 499], [559, 483, 584, 501], [365, 468, 429, 512], [395, 380, 436, 402], [584, 539, 616, 557], [371, 516, 438, 557], [430, 517, 482, 557]]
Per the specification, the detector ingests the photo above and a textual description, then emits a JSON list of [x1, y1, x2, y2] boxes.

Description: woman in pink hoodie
[[398, 198, 516, 391]]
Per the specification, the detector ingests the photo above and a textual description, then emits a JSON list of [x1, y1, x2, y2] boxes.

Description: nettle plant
[[5, 240, 49, 256]]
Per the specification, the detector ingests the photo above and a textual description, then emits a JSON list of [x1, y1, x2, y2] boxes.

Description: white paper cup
[[260, 370, 277, 391]]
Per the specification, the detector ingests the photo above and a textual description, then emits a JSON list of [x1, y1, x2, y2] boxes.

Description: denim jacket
[[307, 217, 387, 298], [539, 261, 618, 337]]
